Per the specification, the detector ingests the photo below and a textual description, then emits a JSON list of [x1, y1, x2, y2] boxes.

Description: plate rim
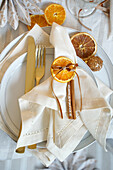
[[0, 53, 27, 137]]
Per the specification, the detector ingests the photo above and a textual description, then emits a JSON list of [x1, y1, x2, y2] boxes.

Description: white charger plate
[[0, 27, 113, 151]]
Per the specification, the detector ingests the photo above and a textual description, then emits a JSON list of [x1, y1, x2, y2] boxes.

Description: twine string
[[51, 63, 82, 119]]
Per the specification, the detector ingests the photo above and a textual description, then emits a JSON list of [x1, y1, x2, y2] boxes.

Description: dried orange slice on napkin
[[44, 4, 66, 26], [27, 14, 49, 30], [51, 56, 76, 83], [71, 32, 97, 61]]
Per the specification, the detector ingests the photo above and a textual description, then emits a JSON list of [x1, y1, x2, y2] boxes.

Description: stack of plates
[[0, 27, 113, 151]]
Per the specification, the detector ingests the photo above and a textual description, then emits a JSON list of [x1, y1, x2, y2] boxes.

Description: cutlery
[[25, 36, 36, 93], [16, 43, 46, 152], [28, 45, 46, 149], [35, 45, 46, 85], [16, 36, 36, 153]]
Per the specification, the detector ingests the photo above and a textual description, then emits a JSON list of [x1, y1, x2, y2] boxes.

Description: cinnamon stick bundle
[[67, 80, 76, 119]]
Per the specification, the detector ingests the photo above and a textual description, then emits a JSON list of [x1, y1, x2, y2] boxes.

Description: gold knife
[[25, 36, 36, 93], [16, 36, 36, 153]]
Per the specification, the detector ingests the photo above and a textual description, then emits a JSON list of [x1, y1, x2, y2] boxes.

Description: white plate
[[0, 50, 97, 149], [0, 27, 113, 151]]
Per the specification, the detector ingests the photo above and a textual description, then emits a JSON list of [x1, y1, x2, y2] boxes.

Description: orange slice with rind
[[44, 4, 66, 26], [51, 56, 76, 83], [71, 32, 97, 61], [27, 14, 49, 30]]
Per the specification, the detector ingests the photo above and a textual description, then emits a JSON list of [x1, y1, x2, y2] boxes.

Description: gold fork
[[35, 45, 46, 85], [28, 45, 46, 149]]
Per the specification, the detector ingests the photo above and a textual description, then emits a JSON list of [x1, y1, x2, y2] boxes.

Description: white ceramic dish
[[0, 27, 113, 151]]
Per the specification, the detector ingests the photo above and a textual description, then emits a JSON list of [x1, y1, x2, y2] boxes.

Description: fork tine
[[40, 46, 43, 66], [43, 47, 46, 67], [37, 45, 41, 67], [35, 45, 38, 66]]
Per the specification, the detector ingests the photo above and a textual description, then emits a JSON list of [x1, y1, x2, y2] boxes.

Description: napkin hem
[[30, 148, 56, 167], [95, 107, 112, 151], [47, 125, 87, 161], [16, 128, 48, 149]]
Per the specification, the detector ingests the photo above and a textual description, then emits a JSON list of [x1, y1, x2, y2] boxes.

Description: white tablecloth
[[0, 0, 113, 160]]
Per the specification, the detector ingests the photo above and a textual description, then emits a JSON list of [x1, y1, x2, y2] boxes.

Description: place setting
[[0, 0, 113, 167]]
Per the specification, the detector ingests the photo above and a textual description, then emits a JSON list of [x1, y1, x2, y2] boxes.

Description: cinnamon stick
[[67, 81, 73, 119], [70, 80, 76, 119], [67, 80, 76, 119]]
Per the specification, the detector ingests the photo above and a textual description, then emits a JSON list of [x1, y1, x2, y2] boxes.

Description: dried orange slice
[[51, 56, 76, 83], [44, 4, 66, 26], [71, 32, 97, 60], [27, 14, 49, 30]]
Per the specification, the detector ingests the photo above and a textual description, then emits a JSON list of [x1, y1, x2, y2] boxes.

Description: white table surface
[[0, 0, 113, 161]]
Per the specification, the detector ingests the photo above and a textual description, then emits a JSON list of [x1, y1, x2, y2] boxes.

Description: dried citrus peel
[[51, 57, 77, 83], [44, 4, 66, 25], [78, 9, 92, 31], [78, 0, 109, 31], [27, 14, 49, 30], [71, 32, 97, 61], [95, 0, 109, 16]]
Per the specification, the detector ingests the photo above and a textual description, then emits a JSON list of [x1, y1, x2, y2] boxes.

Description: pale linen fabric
[[0, 0, 43, 30], [0, 24, 52, 83], [0, 24, 54, 161], [15, 23, 113, 166], [0, 0, 63, 30], [0, 24, 52, 141]]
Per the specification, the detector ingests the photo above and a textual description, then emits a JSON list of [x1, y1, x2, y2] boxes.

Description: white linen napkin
[[0, 24, 52, 83], [0, 24, 52, 141], [16, 23, 113, 166]]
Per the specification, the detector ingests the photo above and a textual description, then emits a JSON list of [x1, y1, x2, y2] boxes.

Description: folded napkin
[[44, 151, 97, 170], [0, 0, 63, 30], [0, 0, 43, 30], [0, 24, 52, 83], [16, 23, 113, 166], [0, 24, 52, 141]]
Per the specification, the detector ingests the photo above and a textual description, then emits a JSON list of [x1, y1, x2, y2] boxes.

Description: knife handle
[[28, 144, 37, 149], [16, 146, 25, 153]]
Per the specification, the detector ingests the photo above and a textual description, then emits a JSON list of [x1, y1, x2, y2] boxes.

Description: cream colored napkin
[[0, 24, 52, 141], [0, 24, 52, 83], [16, 23, 113, 167]]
